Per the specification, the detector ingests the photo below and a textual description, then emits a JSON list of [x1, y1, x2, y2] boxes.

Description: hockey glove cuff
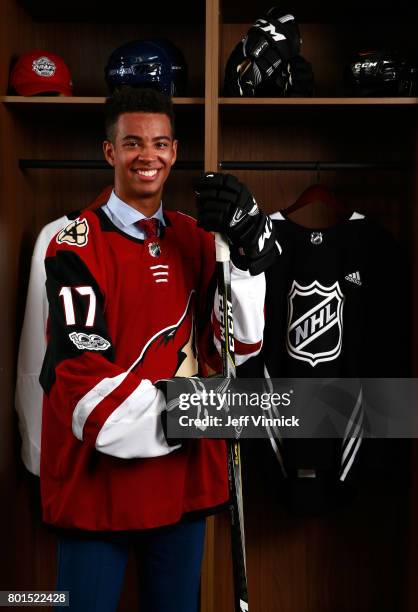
[[155, 376, 231, 444]]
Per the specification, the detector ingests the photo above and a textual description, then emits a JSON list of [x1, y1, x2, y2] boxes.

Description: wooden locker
[[0, 0, 417, 610]]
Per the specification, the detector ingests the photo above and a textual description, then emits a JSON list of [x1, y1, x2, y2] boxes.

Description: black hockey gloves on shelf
[[224, 7, 302, 96], [156, 376, 231, 446], [287, 55, 314, 97], [195, 172, 278, 275]]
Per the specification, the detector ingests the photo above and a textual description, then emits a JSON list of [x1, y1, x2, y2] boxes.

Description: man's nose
[[136, 145, 155, 162]]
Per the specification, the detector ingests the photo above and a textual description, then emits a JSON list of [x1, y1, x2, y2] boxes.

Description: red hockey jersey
[[40, 207, 249, 530]]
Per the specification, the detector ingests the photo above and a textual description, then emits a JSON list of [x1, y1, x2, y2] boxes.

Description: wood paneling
[[201, 2, 220, 610], [1, 0, 417, 610], [210, 441, 411, 612], [0, 0, 39, 592], [219, 98, 418, 105], [0, 0, 206, 603], [220, 0, 417, 24], [405, 112, 418, 612], [1, 96, 205, 104], [204, 0, 220, 172], [219, 106, 414, 242]]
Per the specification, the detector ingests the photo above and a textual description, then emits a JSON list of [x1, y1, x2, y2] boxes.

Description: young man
[[40, 87, 277, 611]]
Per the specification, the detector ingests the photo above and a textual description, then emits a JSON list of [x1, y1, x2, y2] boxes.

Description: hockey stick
[[215, 232, 249, 612]]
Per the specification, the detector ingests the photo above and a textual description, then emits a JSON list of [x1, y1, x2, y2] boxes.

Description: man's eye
[[156, 142, 168, 149], [124, 141, 138, 148]]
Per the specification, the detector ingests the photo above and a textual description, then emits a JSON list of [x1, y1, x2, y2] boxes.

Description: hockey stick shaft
[[215, 232, 249, 612]]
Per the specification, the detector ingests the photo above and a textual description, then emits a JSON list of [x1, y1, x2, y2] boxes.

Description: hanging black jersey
[[239, 211, 408, 512], [262, 211, 406, 378]]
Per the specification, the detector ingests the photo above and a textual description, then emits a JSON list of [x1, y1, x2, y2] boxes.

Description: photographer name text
[[178, 414, 300, 428]]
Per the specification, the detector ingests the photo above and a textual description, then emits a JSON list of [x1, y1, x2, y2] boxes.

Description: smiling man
[[39, 86, 277, 612], [103, 98, 177, 213]]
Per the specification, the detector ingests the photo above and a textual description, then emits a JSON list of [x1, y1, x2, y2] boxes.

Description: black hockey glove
[[287, 55, 314, 97], [224, 41, 291, 96], [225, 51, 314, 98], [195, 172, 278, 275], [155, 376, 231, 445], [224, 8, 300, 96]]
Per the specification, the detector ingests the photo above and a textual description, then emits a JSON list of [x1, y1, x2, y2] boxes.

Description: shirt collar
[[106, 190, 166, 229]]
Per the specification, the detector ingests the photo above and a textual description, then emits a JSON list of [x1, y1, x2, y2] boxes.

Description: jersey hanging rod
[[18, 159, 409, 171], [220, 161, 410, 171], [18, 159, 204, 170]]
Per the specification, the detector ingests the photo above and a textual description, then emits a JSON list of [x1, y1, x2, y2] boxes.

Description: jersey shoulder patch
[[57, 217, 89, 247]]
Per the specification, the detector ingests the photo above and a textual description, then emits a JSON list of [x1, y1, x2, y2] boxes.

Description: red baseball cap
[[10, 50, 73, 96]]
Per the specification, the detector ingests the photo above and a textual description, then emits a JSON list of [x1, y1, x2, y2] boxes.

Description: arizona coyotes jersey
[[240, 211, 406, 503], [40, 206, 264, 530]]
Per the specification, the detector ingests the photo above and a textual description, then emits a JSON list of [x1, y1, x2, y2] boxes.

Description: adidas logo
[[345, 271, 362, 286]]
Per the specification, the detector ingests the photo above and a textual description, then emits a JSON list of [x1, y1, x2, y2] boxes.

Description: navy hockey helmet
[[105, 39, 188, 96], [346, 49, 417, 96]]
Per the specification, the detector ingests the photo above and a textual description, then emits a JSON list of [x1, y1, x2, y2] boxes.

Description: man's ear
[[171, 139, 178, 167], [103, 140, 115, 167]]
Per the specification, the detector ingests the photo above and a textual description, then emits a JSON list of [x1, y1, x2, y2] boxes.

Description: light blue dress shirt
[[101, 190, 166, 239]]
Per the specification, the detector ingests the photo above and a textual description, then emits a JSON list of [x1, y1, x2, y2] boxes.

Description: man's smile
[[132, 168, 161, 180]]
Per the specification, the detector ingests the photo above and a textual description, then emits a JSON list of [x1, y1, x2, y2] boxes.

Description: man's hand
[[195, 172, 279, 274]]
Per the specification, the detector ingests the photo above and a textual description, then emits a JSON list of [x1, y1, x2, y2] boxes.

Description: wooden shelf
[[219, 97, 418, 106], [4, 96, 417, 108], [3, 96, 416, 108], [0, 96, 205, 105]]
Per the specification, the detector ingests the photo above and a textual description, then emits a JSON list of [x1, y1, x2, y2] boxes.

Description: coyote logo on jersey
[[128, 291, 198, 379], [57, 218, 89, 247], [286, 280, 344, 367]]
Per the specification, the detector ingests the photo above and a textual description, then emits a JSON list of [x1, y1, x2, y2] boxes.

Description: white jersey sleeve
[[213, 263, 265, 365], [15, 215, 70, 476]]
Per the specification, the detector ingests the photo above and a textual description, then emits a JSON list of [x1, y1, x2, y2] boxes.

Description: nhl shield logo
[[286, 280, 344, 367], [311, 232, 323, 245]]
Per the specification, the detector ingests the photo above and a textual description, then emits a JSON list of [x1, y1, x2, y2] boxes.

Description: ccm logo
[[255, 19, 287, 42], [219, 295, 235, 352]]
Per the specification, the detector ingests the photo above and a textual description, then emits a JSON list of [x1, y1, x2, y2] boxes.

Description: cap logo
[[32, 57, 56, 78]]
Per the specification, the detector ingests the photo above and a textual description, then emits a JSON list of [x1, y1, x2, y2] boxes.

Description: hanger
[[282, 162, 346, 216]]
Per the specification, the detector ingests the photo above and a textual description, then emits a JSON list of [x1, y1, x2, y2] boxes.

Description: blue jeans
[[55, 518, 206, 612]]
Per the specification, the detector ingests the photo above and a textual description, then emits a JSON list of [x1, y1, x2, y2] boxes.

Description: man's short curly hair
[[104, 86, 175, 142]]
